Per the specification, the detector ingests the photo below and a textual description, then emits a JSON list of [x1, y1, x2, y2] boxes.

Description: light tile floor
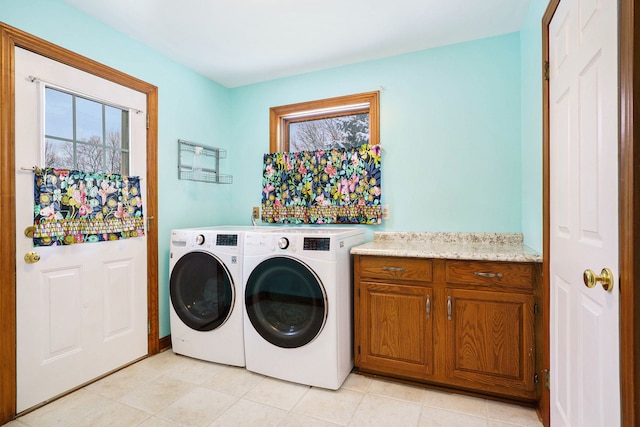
[[4, 350, 543, 427]]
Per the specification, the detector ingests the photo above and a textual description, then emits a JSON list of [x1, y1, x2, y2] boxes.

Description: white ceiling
[[64, 0, 531, 88]]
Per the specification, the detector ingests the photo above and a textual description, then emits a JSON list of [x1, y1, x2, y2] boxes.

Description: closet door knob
[[583, 268, 613, 292]]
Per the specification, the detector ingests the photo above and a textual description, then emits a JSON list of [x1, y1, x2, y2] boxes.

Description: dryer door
[[245, 256, 327, 348], [170, 251, 234, 331]]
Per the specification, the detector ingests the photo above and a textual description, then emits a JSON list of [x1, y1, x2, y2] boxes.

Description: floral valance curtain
[[33, 168, 145, 246], [261, 144, 382, 224]]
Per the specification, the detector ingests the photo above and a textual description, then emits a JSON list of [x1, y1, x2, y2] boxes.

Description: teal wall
[[520, 0, 548, 253], [1, 0, 543, 339], [231, 33, 523, 240]]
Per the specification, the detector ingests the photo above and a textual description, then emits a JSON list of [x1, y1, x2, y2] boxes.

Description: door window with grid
[[44, 87, 130, 174]]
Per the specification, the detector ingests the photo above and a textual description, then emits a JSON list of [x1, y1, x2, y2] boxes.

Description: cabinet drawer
[[445, 260, 533, 290], [358, 256, 432, 282]]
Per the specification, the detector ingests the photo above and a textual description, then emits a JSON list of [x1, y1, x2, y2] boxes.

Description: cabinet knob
[[447, 296, 452, 320], [426, 295, 431, 319], [474, 272, 503, 278]]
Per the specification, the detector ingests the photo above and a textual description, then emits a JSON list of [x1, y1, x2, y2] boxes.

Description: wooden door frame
[[0, 22, 160, 423], [541, 0, 638, 426]]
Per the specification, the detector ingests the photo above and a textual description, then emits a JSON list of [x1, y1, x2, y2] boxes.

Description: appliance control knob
[[277, 237, 289, 249], [195, 234, 205, 245]]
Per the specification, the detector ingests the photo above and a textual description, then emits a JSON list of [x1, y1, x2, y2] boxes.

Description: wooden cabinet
[[358, 281, 434, 379], [355, 256, 434, 378], [444, 288, 535, 396], [354, 255, 540, 402]]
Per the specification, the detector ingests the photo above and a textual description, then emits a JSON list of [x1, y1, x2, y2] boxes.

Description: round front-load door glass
[[170, 251, 234, 331], [245, 256, 327, 348]]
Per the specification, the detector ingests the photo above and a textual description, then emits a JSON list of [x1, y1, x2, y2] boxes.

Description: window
[[269, 91, 379, 153], [44, 87, 130, 174]]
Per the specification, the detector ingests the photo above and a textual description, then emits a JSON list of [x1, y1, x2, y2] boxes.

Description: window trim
[[269, 91, 380, 153]]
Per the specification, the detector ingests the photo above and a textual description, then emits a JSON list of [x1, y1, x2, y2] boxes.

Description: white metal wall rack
[[178, 139, 232, 184]]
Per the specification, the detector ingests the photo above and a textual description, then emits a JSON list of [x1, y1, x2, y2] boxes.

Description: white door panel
[[552, 273, 571, 425], [103, 259, 136, 338], [549, 0, 620, 426], [14, 47, 148, 412], [43, 268, 83, 358]]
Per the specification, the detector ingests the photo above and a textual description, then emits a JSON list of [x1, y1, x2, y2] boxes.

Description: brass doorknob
[[24, 251, 40, 264], [583, 268, 613, 292]]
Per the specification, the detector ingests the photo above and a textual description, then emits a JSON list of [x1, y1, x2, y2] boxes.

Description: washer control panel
[[277, 237, 289, 249]]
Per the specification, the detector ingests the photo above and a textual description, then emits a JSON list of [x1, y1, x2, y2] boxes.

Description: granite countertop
[[350, 232, 542, 263]]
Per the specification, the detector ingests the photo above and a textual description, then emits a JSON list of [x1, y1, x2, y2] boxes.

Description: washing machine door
[[170, 251, 234, 331], [245, 256, 327, 348]]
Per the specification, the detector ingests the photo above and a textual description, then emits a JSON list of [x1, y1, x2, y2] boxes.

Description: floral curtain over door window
[[261, 144, 382, 224], [33, 168, 145, 246]]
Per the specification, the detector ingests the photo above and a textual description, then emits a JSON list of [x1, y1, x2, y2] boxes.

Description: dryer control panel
[[303, 237, 331, 251]]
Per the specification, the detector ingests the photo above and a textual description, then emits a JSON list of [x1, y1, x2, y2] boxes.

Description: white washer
[[243, 227, 365, 389], [169, 226, 259, 366]]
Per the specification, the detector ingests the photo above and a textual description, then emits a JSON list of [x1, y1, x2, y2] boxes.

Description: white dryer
[[169, 226, 257, 366], [243, 227, 365, 389]]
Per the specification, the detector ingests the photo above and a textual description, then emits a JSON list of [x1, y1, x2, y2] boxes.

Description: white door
[[14, 47, 148, 412], [549, 0, 619, 426]]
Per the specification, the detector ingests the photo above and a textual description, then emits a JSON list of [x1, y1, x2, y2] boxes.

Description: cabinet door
[[357, 281, 433, 379], [445, 288, 535, 397]]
